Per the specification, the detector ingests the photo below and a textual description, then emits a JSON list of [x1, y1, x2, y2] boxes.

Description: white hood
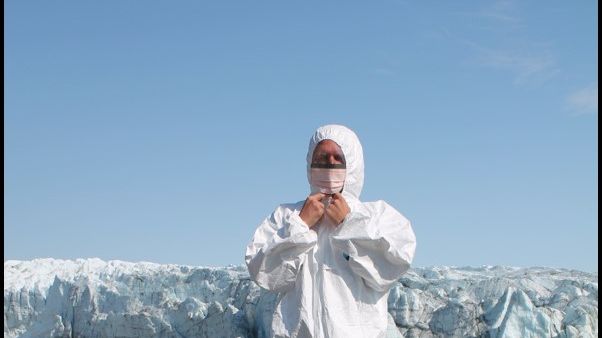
[[306, 124, 364, 200]]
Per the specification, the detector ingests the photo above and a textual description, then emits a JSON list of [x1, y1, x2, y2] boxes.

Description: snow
[[4, 259, 598, 338]]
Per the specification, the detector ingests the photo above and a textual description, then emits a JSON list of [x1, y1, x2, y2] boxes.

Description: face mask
[[310, 163, 346, 194]]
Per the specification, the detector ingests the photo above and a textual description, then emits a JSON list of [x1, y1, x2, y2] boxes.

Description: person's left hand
[[325, 192, 350, 225]]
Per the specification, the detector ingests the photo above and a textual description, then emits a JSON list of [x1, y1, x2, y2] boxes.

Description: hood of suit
[[306, 124, 364, 200]]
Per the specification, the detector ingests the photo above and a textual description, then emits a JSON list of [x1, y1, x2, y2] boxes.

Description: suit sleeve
[[331, 201, 416, 293], [245, 206, 318, 292]]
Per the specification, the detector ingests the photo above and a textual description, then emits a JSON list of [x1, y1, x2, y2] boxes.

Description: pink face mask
[[310, 164, 346, 194]]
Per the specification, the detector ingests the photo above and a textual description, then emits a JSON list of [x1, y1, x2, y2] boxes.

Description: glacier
[[4, 258, 598, 338]]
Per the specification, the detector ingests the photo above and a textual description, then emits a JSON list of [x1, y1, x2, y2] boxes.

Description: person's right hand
[[299, 193, 327, 228]]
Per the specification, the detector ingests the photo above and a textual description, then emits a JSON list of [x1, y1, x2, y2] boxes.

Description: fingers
[[309, 195, 326, 211], [310, 192, 327, 201], [325, 206, 336, 221], [331, 192, 346, 201], [331, 193, 348, 209], [300, 193, 327, 227], [325, 205, 343, 224], [324, 206, 333, 219], [304, 192, 348, 226], [328, 196, 350, 216], [329, 197, 343, 209], [326, 201, 341, 214]]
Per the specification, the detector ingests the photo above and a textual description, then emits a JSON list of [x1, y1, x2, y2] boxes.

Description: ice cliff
[[4, 258, 598, 338]]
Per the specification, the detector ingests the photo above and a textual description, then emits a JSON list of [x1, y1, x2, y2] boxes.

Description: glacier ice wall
[[4, 259, 598, 338]]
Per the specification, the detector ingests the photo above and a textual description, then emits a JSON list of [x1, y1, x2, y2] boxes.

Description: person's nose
[[328, 154, 338, 164]]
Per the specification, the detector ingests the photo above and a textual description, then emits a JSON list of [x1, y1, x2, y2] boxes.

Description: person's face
[[312, 139, 345, 166]]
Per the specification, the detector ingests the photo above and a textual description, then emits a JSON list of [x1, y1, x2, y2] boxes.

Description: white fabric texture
[[245, 124, 417, 338]]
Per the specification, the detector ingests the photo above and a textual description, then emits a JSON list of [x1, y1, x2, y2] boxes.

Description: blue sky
[[5, 1, 598, 272]]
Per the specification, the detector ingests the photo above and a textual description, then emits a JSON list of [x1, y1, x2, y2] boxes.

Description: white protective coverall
[[245, 124, 417, 338]]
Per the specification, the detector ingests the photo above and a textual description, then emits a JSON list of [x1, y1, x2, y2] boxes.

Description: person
[[245, 124, 417, 338]]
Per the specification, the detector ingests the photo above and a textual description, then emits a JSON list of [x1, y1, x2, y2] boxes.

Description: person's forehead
[[314, 139, 342, 152]]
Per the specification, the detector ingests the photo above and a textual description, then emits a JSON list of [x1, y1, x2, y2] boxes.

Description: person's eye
[[313, 154, 326, 163]]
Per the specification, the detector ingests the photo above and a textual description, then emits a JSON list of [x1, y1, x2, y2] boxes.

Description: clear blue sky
[[5, 1, 598, 272]]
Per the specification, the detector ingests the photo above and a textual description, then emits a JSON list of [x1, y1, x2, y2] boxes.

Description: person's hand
[[299, 193, 327, 228], [325, 192, 350, 226]]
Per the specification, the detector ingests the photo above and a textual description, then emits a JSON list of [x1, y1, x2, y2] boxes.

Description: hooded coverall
[[245, 124, 417, 338]]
